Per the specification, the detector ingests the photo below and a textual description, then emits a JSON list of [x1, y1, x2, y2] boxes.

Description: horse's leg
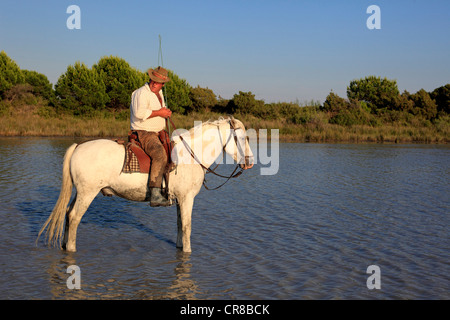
[[176, 201, 185, 249], [62, 195, 77, 250], [176, 202, 182, 248], [177, 196, 194, 253], [63, 191, 97, 252]]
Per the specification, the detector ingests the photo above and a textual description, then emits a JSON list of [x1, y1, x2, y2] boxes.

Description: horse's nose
[[244, 156, 254, 170]]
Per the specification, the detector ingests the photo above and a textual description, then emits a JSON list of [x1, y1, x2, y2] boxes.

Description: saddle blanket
[[121, 141, 150, 174], [114, 137, 175, 175]]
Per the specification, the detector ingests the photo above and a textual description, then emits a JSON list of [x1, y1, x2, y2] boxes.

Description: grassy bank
[[0, 108, 130, 138], [0, 104, 448, 143]]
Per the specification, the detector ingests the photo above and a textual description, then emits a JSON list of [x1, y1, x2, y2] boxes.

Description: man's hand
[[159, 108, 172, 119], [148, 108, 172, 119]]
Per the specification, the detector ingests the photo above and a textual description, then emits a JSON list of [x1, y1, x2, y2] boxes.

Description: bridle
[[169, 118, 247, 190]]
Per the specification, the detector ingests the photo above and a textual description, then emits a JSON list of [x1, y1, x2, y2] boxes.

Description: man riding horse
[[130, 66, 172, 207]]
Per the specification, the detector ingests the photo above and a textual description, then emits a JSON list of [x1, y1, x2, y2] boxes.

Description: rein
[[157, 37, 243, 190], [168, 117, 244, 190]]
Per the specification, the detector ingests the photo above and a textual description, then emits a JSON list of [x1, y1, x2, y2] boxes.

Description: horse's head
[[223, 117, 254, 170], [171, 116, 254, 170]]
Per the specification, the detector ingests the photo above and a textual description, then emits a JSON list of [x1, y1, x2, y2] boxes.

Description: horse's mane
[[193, 116, 231, 131], [173, 116, 234, 140]]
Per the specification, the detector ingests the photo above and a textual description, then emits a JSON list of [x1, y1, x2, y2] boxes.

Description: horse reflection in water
[[38, 117, 254, 253], [164, 252, 199, 299], [46, 251, 199, 299]]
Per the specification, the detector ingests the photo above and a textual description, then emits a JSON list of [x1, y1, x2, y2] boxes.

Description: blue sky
[[1, 0, 449, 103]]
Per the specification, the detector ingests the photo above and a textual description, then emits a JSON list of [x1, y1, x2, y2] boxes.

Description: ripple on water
[[0, 139, 449, 299]]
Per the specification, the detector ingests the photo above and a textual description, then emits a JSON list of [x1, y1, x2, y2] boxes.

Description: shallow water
[[0, 137, 448, 299]]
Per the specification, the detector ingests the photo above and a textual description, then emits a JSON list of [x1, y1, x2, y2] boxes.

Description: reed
[[0, 105, 448, 143], [0, 107, 129, 138]]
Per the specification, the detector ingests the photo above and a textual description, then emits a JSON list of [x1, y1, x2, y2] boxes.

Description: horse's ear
[[227, 114, 237, 127]]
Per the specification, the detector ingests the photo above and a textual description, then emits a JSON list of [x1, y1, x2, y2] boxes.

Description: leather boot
[[150, 188, 171, 207]]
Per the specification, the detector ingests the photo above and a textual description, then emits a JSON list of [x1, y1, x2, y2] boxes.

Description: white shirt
[[130, 83, 166, 132]]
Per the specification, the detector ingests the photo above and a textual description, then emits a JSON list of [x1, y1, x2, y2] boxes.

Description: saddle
[[114, 130, 176, 188]]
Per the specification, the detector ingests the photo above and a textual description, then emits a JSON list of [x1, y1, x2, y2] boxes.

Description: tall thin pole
[[158, 35, 171, 134], [158, 35, 167, 106], [158, 35, 164, 68]]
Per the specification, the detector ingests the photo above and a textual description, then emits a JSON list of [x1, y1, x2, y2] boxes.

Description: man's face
[[149, 80, 164, 93]]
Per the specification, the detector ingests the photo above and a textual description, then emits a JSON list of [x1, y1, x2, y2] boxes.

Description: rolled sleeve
[[131, 89, 152, 120]]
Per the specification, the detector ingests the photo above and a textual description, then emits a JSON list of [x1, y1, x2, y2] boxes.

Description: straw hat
[[147, 66, 170, 83]]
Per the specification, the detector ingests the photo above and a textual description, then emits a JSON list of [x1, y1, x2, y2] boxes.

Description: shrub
[[276, 102, 301, 118], [4, 83, 34, 103], [410, 89, 437, 120], [321, 91, 348, 115], [227, 91, 265, 115], [330, 106, 374, 126], [322, 93, 374, 126], [393, 90, 415, 113], [211, 96, 230, 114], [188, 86, 217, 113], [37, 105, 58, 118], [347, 76, 400, 111], [430, 84, 450, 114], [254, 104, 279, 119], [21, 69, 54, 101], [290, 106, 321, 125], [0, 99, 10, 116]]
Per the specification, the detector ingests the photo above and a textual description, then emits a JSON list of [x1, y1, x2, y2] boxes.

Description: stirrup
[[150, 200, 172, 207], [150, 188, 172, 207]]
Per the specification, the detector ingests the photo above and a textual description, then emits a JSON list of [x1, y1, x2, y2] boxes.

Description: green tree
[[93, 56, 145, 110], [347, 76, 400, 111], [55, 62, 109, 115], [321, 92, 375, 126], [321, 91, 349, 115], [211, 95, 230, 113], [163, 70, 192, 114], [410, 89, 437, 120], [188, 86, 217, 113], [0, 51, 25, 99], [227, 91, 265, 115], [330, 100, 374, 126], [393, 90, 415, 113], [277, 102, 301, 118], [430, 84, 450, 114]]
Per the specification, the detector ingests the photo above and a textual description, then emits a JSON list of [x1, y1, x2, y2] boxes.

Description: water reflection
[[46, 252, 86, 299], [164, 251, 200, 299], [43, 249, 199, 299]]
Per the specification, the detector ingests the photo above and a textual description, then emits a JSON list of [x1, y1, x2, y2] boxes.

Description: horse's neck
[[182, 123, 228, 169]]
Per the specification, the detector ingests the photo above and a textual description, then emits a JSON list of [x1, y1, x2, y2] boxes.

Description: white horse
[[37, 117, 254, 253]]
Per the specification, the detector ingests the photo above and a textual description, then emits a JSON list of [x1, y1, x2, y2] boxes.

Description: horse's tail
[[37, 143, 78, 247]]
